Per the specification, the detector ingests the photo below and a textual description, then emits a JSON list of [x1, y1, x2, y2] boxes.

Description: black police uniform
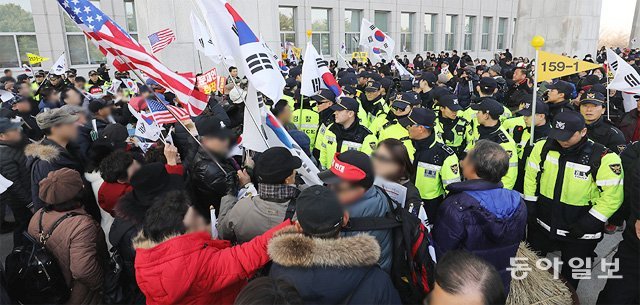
[[586, 117, 626, 154]]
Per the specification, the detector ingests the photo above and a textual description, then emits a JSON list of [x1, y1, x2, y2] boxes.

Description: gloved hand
[[566, 223, 586, 239]]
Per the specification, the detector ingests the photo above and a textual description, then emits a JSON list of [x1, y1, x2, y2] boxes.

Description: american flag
[[148, 28, 176, 53], [144, 98, 190, 125], [56, 0, 208, 116]]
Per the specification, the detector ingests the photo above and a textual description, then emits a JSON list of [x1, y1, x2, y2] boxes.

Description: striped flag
[[56, 0, 209, 116], [145, 98, 190, 125], [148, 28, 176, 53]]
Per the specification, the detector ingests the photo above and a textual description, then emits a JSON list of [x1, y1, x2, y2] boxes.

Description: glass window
[[279, 6, 296, 46], [344, 9, 362, 54], [481, 17, 492, 51], [0, 0, 38, 67], [374, 11, 389, 32], [311, 8, 330, 55], [497, 17, 508, 50], [124, 0, 137, 33], [64, 0, 105, 65], [400, 13, 413, 52], [423, 14, 436, 51], [463, 16, 475, 50], [445, 15, 457, 51]]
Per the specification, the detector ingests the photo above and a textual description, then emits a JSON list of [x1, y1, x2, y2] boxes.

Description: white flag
[[106, 79, 123, 95], [393, 58, 413, 79], [0, 173, 13, 195], [196, 0, 284, 102], [300, 42, 325, 97], [606, 48, 620, 73], [190, 12, 229, 65], [242, 85, 322, 185], [607, 50, 640, 95], [0, 90, 14, 102], [622, 92, 639, 112], [49, 54, 66, 76], [359, 18, 395, 59]]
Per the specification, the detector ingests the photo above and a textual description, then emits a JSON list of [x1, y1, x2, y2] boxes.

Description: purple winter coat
[[433, 179, 527, 292]]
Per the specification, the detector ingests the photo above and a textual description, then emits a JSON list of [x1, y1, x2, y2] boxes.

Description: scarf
[[258, 183, 300, 201]]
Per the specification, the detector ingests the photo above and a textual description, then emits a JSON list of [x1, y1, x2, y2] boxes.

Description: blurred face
[[460, 152, 477, 180], [51, 122, 79, 141], [64, 89, 83, 106], [513, 69, 526, 82], [593, 70, 603, 78], [50, 77, 62, 86], [277, 104, 292, 124], [35, 75, 44, 83], [330, 181, 366, 205], [557, 129, 587, 148], [365, 90, 380, 101], [17, 82, 31, 96], [0, 129, 23, 144], [580, 103, 605, 123], [97, 106, 113, 118], [75, 80, 85, 90], [426, 283, 484, 305], [357, 77, 367, 86], [372, 145, 401, 181], [636, 96, 640, 109], [440, 106, 458, 119], [201, 136, 230, 155], [90, 74, 99, 82], [3, 81, 14, 91], [334, 109, 353, 125], [13, 101, 31, 113], [230, 68, 238, 78], [126, 159, 141, 182], [183, 206, 209, 233], [75, 113, 88, 126]]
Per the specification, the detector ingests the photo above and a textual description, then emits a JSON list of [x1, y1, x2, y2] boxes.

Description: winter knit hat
[[39, 168, 84, 205]]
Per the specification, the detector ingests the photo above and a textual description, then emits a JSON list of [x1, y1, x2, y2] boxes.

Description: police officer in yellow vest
[[399, 108, 460, 223], [461, 77, 513, 126], [509, 98, 552, 192], [342, 85, 371, 128], [524, 111, 623, 290], [31, 71, 45, 101], [364, 81, 388, 121], [317, 97, 378, 169], [434, 94, 470, 158], [466, 98, 519, 190], [372, 92, 419, 158], [312, 89, 337, 161]]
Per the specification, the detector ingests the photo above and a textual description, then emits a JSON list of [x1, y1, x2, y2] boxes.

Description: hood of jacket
[[268, 227, 380, 268], [24, 140, 60, 163]]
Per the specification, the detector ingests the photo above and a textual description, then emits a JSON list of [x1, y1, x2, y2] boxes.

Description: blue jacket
[[433, 179, 527, 291], [342, 186, 393, 272], [269, 228, 401, 305]]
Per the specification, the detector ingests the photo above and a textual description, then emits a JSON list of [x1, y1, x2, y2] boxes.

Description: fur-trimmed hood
[[268, 227, 380, 268], [25, 141, 60, 162]]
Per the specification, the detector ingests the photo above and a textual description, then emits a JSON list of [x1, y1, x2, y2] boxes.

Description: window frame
[[344, 9, 362, 54], [0, 0, 38, 68], [444, 14, 458, 51], [279, 6, 296, 47], [463, 15, 475, 51], [400, 12, 414, 53], [423, 13, 437, 52], [481, 16, 493, 51], [497, 17, 508, 50], [311, 8, 331, 56]]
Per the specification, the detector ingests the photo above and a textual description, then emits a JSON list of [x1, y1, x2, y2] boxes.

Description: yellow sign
[[536, 50, 601, 82], [351, 52, 368, 62], [26, 53, 50, 65]]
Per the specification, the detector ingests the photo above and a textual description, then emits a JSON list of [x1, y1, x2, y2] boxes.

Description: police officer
[[545, 80, 575, 121], [579, 91, 626, 154], [434, 94, 469, 158], [364, 81, 388, 121], [509, 98, 552, 192], [524, 111, 624, 290], [375, 92, 419, 157], [343, 85, 371, 129], [462, 77, 512, 123], [317, 97, 378, 169], [312, 89, 336, 160], [399, 108, 460, 223], [418, 72, 438, 108], [466, 98, 519, 190]]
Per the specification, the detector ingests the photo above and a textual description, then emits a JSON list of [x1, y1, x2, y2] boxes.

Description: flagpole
[[606, 77, 611, 121], [529, 36, 544, 146], [196, 52, 204, 74]]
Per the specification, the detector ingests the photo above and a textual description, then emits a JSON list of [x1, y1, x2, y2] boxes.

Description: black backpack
[[344, 187, 436, 305], [5, 209, 77, 304]]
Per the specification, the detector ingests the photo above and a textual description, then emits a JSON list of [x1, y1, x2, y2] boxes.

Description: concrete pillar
[[630, 1, 640, 47], [513, 0, 602, 58]]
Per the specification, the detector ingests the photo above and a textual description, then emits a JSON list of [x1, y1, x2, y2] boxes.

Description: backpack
[[4, 209, 77, 304], [344, 187, 436, 305]]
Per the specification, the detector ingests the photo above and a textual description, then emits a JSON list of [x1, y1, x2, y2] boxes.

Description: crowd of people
[[0, 45, 638, 305]]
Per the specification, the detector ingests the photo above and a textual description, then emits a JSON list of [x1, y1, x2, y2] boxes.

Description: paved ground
[[0, 222, 624, 305]]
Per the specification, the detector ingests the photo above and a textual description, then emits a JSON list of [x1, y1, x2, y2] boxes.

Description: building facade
[[0, 0, 608, 77]]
